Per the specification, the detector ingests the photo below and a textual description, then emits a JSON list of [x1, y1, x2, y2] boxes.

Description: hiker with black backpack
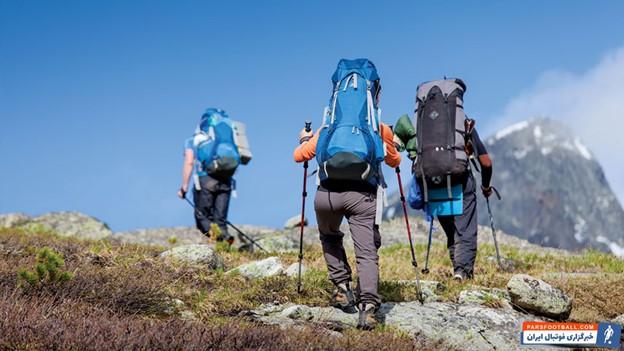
[[395, 79, 493, 281], [293, 59, 401, 330], [178, 108, 251, 244]]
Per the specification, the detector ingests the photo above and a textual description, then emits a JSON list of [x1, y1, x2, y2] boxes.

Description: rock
[[0, 213, 30, 228], [486, 256, 517, 272], [256, 234, 298, 253], [159, 244, 223, 269], [28, 212, 112, 240], [115, 227, 205, 247], [280, 305, 314, 321], [285, 263, 306, 278], [396, 279, 445, 303], [179, 310, 197, 320], [284, 215, 307, 229], [507, 274, 572, 320], [162, 298, 186, 315], [459, 287, 512, 310], [249, 301, 544, 350], [228, 257, 284, 279], [613, 314, 624, 326]]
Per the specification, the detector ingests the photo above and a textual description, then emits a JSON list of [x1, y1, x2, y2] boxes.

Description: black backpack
[[413, 78, 469, 193]]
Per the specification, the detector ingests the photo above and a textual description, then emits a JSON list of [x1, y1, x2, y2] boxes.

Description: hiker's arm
[[381, 124, 401, 168], [178, 149, 194, 198], [479, 153, 493, 193], [471, 128, 493, 195], [293, 129, 320, 163]]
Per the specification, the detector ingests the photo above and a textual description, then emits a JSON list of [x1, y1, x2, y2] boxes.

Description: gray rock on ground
[[256, 234, 299, 253], [284, 215, 308, 229], [459, 287, 513, 310], [228, 256, 284, 278], [507, 274, 572, 320], [0, 213, 30, 228], [249, 301, 544, 351], [0, 211, 112, 240], [32, 212, 112, 240], [396, 279, 445, 303], [284, 263, 306, 278], [159, 244, 223, 269], [115, 227, 205, 247], [613, 314, 624, 326]]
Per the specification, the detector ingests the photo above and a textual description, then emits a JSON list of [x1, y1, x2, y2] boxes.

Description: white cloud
[[494, 47, 624, 206]]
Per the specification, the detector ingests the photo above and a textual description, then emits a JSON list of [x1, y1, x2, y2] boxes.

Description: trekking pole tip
[[421, 268, 430, 274]]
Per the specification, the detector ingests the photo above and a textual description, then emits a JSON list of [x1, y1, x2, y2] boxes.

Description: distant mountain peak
[[488, 118, 593, 161]]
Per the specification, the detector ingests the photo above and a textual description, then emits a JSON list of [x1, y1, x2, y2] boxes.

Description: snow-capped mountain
[[384, 118, 624, 256]]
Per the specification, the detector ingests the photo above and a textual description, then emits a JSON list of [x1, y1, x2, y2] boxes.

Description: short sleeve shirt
[[471, 129, 488, 156]]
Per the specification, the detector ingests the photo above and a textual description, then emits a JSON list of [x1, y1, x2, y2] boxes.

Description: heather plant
[[18, 246, 73, 286]]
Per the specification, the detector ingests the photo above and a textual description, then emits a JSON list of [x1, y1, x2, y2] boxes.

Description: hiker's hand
[[178, 186, 187, 199], [481, 185, 493, 198], [299, 128, 313, 144], [393, 134, 405, 152]]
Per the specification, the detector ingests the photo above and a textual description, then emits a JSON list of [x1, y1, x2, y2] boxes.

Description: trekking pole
[[422, 216, 433, 274], [395, 167, 425, 304], [485, 186, 503, 270], [225, 220, 267, 253], [182, 196, 266, 252], [297, 121, 312, 294]]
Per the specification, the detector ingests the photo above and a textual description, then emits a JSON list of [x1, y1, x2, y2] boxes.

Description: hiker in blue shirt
[[178, 109, 241, 244]]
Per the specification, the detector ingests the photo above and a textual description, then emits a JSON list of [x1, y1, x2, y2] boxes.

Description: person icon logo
[[604, 324, 614, 344]]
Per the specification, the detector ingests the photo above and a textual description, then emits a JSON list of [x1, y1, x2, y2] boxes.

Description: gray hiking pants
[[438, 174, 478, 277], [314, 189, 381, 306]]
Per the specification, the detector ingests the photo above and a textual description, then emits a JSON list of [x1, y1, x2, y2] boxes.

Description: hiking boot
[[330, 283, 357, 314], [453, 270, 471, 281], [225, 235, 235, 246], [357, 303, 379, 330]]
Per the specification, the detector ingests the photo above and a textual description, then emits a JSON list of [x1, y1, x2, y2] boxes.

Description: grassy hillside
[[0, 227, 623, 350]]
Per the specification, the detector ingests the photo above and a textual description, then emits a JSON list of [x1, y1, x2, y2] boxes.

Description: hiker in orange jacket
[[294, 121, 400, 329]]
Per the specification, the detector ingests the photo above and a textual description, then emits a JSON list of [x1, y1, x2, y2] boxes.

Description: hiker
[[293, 59, 400, 330], [397, 79, 493, 281], [178, 108, 250, 244]]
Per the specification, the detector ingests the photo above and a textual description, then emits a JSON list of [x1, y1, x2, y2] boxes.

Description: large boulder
[[0, 213, 30, 228], [249, 301, 544, 351], [28, 212, 112, 240], [506, 274, 572, 320], [228, 257, 284, 279], [159, 244, 223, 269]]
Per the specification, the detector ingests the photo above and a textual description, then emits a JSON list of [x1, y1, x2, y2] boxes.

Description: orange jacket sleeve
[[293, 129, 320, 163], [294, 125, 401, 167], [380, 123, 401, 168]]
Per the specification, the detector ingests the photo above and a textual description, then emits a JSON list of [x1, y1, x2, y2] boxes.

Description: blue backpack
[[195, 108, 241, 179], [316, 58, 385, 185]]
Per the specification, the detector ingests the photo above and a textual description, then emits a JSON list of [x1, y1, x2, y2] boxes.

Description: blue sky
[[1, 1, 623, 231]]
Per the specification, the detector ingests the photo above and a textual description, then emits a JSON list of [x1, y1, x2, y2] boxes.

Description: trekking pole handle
[[304, 121, 312, 132]]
